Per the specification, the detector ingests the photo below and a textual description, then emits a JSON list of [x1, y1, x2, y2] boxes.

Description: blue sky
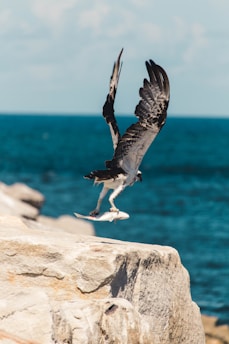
[[0, 0, 229, 116]]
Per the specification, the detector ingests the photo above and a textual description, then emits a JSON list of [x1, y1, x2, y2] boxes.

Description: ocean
[[0, 114, 228, 324]]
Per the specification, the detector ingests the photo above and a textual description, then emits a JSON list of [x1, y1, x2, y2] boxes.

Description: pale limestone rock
[[52, 298, 154, 344], [0, 287, 52, 343], [0, 181, 94, 235], [0, 216, 205, 344], [202, 315, 229, 344], [37, 214, 94, 236], [0, 190, 38, 219], [0, 182, 44, 209]]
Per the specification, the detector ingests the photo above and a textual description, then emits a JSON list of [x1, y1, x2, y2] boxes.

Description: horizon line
[[0, 111, 229, 119]]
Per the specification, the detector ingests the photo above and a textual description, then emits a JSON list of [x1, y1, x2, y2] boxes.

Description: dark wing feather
[[110, 60, 170, 174], [102, 48, 123, 151]]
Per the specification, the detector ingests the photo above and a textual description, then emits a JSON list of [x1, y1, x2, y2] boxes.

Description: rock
[[0, 287, 52, 344], [202, 315, 229, 344], [0, 181, 94, 236], [0, 215, 205, 344], [0, 189, 38, 219], [37, 214, 94, 236], [53, 297, 155, 343], [0, 182, 44, 209], [0, 182, 43, 219], [0, 289, 153, 344]]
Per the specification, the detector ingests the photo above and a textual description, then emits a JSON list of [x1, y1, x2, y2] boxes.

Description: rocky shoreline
[[0, 181, 94, 236], [0, 181, 228, 343]]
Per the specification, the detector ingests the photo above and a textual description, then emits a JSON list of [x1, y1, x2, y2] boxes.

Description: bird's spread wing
[[102, 48, 123, 151], [110, 60, 170, 174]]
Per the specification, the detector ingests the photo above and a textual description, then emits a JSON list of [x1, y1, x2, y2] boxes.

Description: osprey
[[85, 49, 170, 216]]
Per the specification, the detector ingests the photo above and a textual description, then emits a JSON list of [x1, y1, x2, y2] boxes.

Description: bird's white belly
[[103, 174, 127, 189]]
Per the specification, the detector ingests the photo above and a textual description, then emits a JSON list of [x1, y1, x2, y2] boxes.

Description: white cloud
[[105, 9, 136, 39], [31, 0, 78, 32], [78, 4, 110, 34], [0, 7, 34, 38], [210, 0, 228, 7], [129, 0, 150, 6], [1, 0, 229, 115], [141, 22, 163, 43], [28, 64, 57, 82], [0, 9, 12, 35], [183, 23, 208, 64]]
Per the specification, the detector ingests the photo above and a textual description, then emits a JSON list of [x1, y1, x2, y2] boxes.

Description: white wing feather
[[102, 49, 123, 151]]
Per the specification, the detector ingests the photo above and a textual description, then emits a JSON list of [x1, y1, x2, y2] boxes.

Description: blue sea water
[[0, 114, 228, 324]]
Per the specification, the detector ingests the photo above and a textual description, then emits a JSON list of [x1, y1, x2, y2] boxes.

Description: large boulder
[[202, 315, 229, 344], [0, 216, 205, 344], [0, 189, 39, 219], [0, 182, 44, 210], [37, 214, 94, 236], [0, 182, 43, 219], [0, 181, 94, 235]]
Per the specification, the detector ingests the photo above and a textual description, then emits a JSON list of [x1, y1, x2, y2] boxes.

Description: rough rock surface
[[0, 182, 44, 209], [0, 215, 205, 344], [202, 315, 229, 344], [37, 214, 94, 236], [0, 188, 39, 219], [0, 181, 94, 236]]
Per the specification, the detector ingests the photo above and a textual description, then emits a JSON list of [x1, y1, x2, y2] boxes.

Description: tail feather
[[84, 168, 125, 181]]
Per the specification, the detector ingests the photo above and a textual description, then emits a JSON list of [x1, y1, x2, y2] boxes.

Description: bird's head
[[136, 170, 142, 182]]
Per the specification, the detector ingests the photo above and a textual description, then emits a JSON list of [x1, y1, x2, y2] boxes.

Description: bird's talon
[[89, 210, 99, 217], [110, 207, 119, 213]]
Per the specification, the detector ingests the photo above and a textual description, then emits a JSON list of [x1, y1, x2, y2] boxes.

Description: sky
[[0, 0, 229, 117]]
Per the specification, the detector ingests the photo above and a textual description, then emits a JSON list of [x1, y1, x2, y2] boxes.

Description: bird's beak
[[137, 173, 142, 182]]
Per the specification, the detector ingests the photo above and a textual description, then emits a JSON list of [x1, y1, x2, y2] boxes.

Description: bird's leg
[[90, 186, 109, 216], [109, 185, 125, 213]]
